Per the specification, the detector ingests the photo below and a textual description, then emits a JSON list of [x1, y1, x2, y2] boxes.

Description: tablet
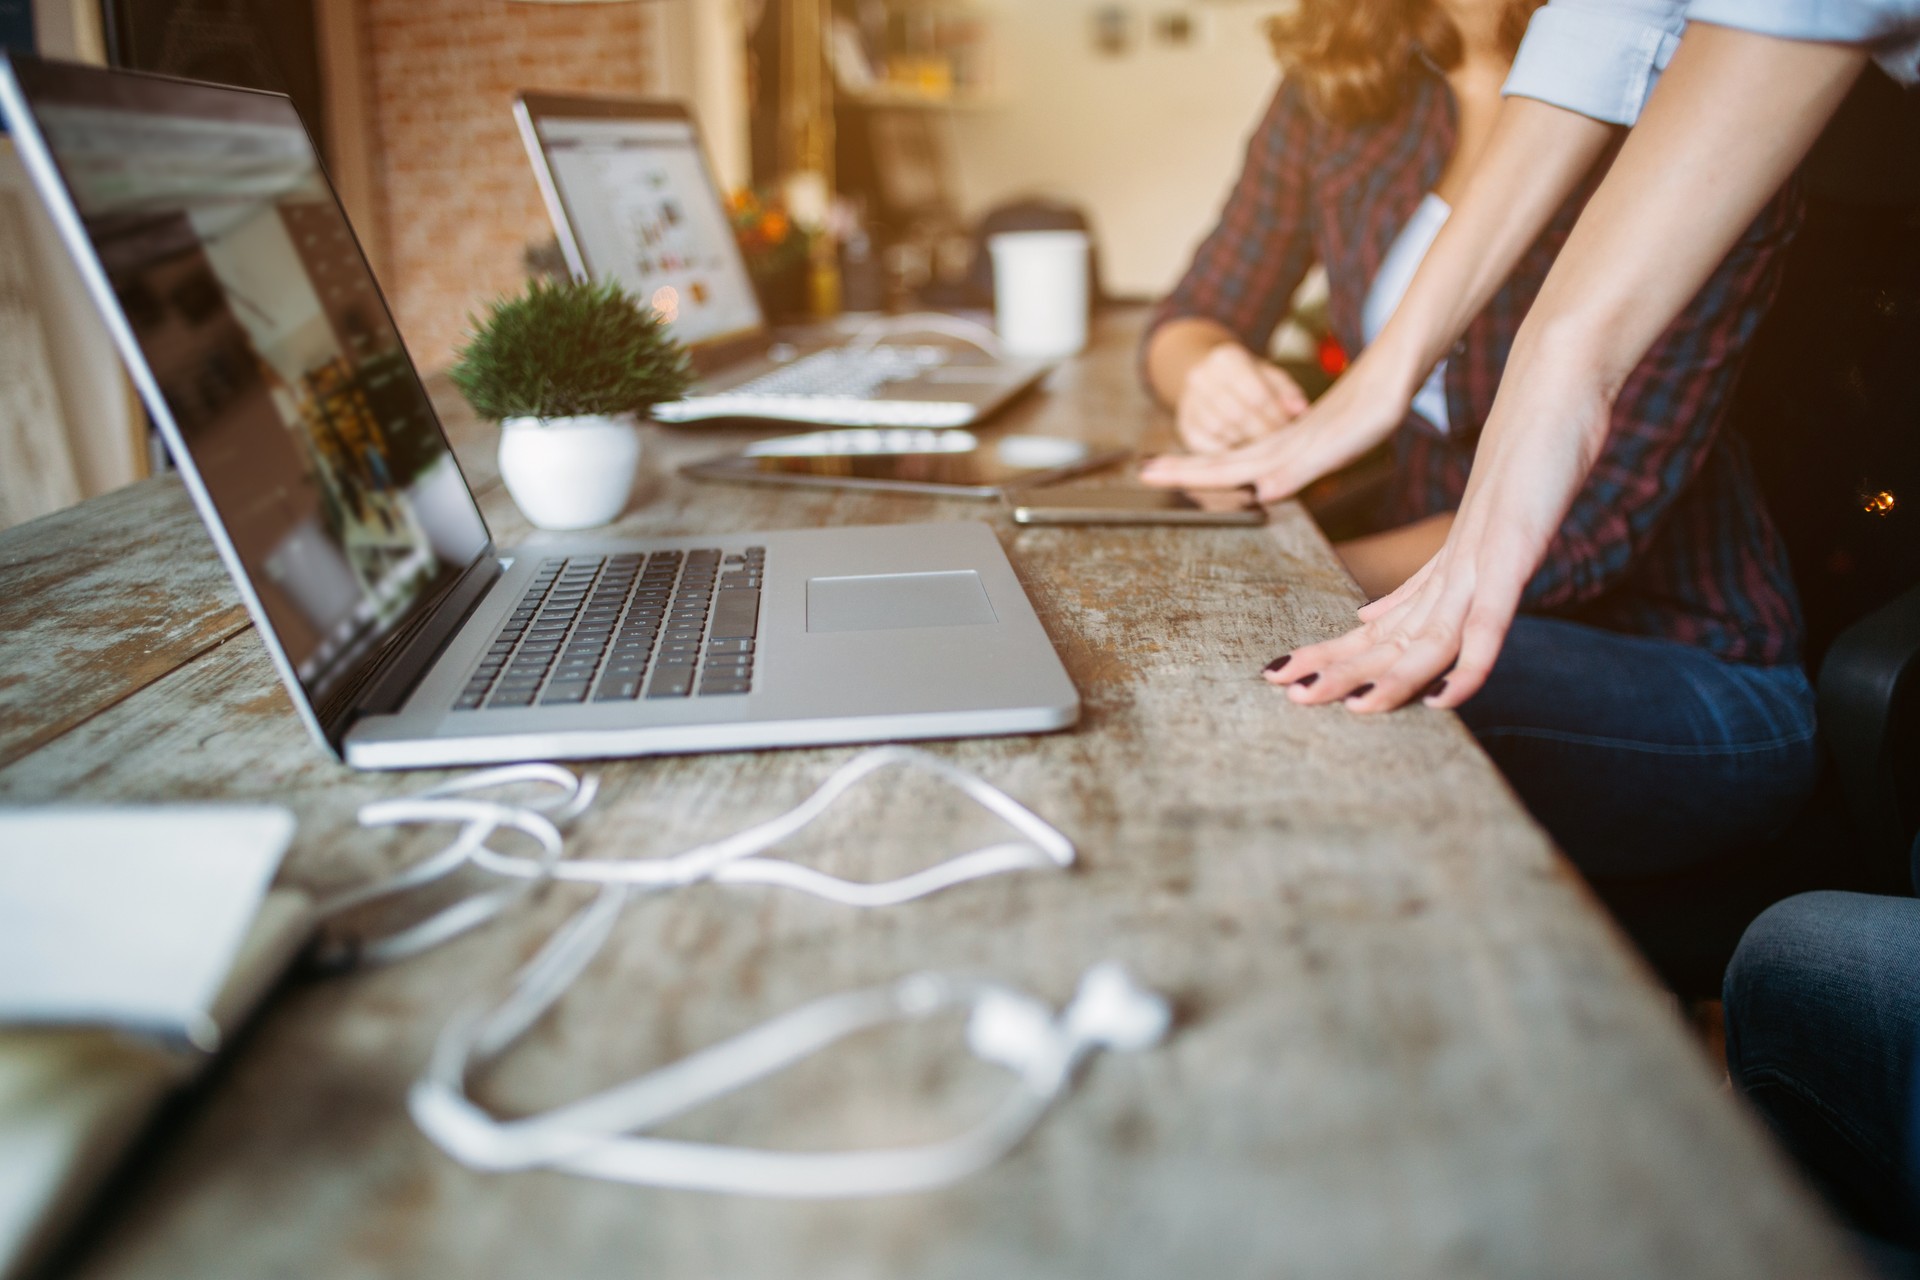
[[681, 429, 1129, 498]]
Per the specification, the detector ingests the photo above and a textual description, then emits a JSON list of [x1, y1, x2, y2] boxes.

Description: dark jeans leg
[[1454, 616, 1819, 878], [1725, 891, 1920, 1253]]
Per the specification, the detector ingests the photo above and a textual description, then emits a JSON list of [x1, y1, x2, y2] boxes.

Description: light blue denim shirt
[[1503, 0, 1688, 125], [1503, 0, 1920, 126]]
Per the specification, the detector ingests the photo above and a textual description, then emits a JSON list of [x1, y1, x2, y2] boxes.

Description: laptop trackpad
[[806, 572, 999, 633]]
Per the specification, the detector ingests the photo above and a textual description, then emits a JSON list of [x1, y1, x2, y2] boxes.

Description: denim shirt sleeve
[[1501, 0, 1688, 125], [1685, 0, 1920, 85]]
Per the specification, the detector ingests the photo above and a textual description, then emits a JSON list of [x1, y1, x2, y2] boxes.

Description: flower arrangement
[[450, 278, 693, 423], [727, 188, 817, 321], [727, 188, 812, 281]]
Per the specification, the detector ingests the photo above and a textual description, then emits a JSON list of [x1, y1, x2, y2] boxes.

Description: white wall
[[943, 1, 1291, 299]]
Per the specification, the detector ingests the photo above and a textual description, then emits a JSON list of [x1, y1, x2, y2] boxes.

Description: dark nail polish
[[1424, 678, 1448, 700], [1295, 673, 1319, 688], [1346, 683, 1375, 701], [1263, 655, 1291, 674]]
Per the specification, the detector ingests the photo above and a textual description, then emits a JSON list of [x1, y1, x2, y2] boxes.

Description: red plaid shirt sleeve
[[1145, 83, 1321, 360]]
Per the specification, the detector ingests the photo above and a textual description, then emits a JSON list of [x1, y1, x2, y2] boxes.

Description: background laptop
[[0, 55, 1079, 770], [513, 91, 1051, 430]]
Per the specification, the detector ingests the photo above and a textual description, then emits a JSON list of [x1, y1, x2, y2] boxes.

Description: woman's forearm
[[1143, 317, 1239, 410], [1436, 21, 1872, 626], [1504, 23, 1868, 394], [1362, 98, 1618, 397]]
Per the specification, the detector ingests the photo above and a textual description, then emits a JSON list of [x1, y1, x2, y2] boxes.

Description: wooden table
[[0, 310, 1864, 1278]]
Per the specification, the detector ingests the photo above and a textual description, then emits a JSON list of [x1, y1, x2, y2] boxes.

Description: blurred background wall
[[940, 1, 1289, 299]]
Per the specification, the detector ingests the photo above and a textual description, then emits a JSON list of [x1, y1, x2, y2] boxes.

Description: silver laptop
[[513, 91, 1050, 430], [0, 55, 1078, 770]]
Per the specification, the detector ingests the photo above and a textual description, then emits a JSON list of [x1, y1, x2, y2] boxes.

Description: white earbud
[[965, 989, 1057, 1072], [1065, 962, 1173, 1053]]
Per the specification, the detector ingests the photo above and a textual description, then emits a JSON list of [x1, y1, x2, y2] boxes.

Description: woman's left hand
[[1266, 357, 1610, 712], [1265, 516, 1537, 712]]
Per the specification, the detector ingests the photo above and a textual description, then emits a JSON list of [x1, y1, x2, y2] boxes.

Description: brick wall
[[360, 0, 655, 371]]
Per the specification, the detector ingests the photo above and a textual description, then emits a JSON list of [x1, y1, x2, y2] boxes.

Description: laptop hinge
[[350, 551, 507, 724]]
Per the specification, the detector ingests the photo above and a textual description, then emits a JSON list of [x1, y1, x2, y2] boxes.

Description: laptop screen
[[520, 102, 765, 350], [7, 61, 490, 707]]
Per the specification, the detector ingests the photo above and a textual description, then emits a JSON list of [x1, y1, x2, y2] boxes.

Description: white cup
[[989, 230, 1090, 360]]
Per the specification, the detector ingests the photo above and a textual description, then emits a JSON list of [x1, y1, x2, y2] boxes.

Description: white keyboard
[[652, 346, 977, 428]]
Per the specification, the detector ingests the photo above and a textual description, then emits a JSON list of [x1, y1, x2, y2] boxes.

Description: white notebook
[[0, 807, 294, 1049], [0, 807, 311, 1280]]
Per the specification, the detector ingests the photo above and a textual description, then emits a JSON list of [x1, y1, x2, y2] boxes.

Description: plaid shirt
[[1148, 67, 1804, 666]]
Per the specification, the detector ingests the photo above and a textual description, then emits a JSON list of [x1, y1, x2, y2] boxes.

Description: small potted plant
[[451, 278, 693, 531]]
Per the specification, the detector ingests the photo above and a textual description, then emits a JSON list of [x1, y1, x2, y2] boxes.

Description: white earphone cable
[[313, 746, 1170, 1197], [316, 747, 1072, 967], [410, 936, 1170, 1197]]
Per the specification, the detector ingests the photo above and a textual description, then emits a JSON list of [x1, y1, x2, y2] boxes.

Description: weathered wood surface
[[0, 311, 1864, 1279], [0, 476, 247, 769]]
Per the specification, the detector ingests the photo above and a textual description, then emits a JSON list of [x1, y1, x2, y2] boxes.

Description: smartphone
[[1006, 486, 1265, 526]]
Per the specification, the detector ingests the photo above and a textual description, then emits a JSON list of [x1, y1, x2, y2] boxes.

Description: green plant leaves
[[449, 278, 695, 422]]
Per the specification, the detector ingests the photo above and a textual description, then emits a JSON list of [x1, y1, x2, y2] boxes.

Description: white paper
[[0, 807, 294, 1049]]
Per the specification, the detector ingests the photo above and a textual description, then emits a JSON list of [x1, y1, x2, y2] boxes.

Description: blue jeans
[[1456, 616, 1820, 879], [1726, 891, 1920, 1270]]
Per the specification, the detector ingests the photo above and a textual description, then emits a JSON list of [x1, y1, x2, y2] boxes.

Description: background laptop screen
[[17, 65, 489, 703], [529, 111, 764, 349]]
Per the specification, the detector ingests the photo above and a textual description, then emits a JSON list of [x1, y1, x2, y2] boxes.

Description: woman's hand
[[1173, 343, 1309, 454], [1142, 341, 1416, 501], [1264, 352, 1612, 713]]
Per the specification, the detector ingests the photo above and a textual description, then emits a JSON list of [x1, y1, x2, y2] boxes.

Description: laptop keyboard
[[452, 547, 764, 712]]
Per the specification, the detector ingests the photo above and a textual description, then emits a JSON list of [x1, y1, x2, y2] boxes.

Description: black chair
[[1593, 69, 1920, 996]]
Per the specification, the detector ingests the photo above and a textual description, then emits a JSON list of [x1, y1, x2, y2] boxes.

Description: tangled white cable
[[313, 763, 596, 967], [317, 747, 1075, 967], [411, 887, 1170, 1198], [317, 746, 1170, 1196]]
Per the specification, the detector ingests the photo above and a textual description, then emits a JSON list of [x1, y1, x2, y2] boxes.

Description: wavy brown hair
[[1267, 0, 1544, 125]]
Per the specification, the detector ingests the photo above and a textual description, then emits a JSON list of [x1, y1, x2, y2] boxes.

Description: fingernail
[[1295, 673, 1319, 688], [1263, 655, 1291, 674], [1345, 683, 1375, 701], [1424, 679, 1448, 700]]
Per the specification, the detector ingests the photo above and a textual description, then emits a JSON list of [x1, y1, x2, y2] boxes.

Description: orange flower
[[762, 210, 790, 244]]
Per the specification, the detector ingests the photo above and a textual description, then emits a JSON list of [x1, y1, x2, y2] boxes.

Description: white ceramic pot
[[496, 413, 642, 531]]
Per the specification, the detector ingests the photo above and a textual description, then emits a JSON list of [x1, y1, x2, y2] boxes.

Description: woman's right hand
[[1144, 341, 1415, 501], [1174, 343, 1310, 454]]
